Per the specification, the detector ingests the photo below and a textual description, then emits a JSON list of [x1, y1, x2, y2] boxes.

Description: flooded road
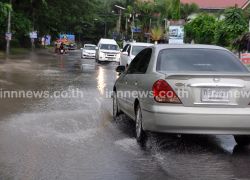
[[0, 50, 250, 180]]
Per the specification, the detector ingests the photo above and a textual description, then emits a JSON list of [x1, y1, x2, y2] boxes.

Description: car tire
[[135, 104, 147, 146], [113, 91, 121, 120], [234, 135, 250, 146]]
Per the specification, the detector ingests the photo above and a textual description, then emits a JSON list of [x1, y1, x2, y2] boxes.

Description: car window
[[127, 50, 145, 74], [84, 46, 96, 50], [127, 45, 131, 56], [122, 45, 129, 52], [127, 48, 152, 74], [131, 46, 148, 56], [157, 49, 249, 73], [136, 48, 152, 73]]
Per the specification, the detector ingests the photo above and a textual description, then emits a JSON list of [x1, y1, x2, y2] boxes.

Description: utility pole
[[131, 14, 134, 41], [115, 5, 125, 36], [6, 0, 12, 57], [125, 16, 128, 38], [117, 9, 122, 33], [31, 0, 35, 51], [104, 21, 107, 38]]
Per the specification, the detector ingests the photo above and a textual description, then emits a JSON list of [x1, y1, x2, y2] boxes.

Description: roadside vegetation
[[0, 0, 198, 51], [185, 6, 250, 52], [1, 0, 250, 53]]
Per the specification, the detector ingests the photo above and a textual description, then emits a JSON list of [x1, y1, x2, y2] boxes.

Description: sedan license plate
[[201, 88, 230, 102]]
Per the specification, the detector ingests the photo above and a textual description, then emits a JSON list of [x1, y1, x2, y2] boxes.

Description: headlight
[[99, 52, 105, 58], [116, 53, 121, 59]]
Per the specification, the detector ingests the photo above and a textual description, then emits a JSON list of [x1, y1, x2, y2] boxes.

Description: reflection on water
[[97, 66, 106, 95], [58, 55, 65, 69]]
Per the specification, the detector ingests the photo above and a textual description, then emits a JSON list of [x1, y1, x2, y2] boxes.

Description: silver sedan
[[113, 44, 250, 146]]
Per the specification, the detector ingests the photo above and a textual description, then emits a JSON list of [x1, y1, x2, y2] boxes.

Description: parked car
[[120, 42, 153, 66], [68, 43, 77, 50], [96, 38, 120, 63], [113, 44, 250, 146], [81, 44, 97, 59]]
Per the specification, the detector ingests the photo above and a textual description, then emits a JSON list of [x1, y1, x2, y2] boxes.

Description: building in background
[[181, 0, 250, 12]]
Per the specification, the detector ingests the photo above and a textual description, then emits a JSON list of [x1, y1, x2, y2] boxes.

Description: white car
[[96, 39, 120, 63], [81, 44, 97, 59], [120, 42, 153, 66]]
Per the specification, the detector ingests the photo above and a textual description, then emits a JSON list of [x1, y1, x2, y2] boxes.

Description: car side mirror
[[122, 52, 128, 56], [80, 48, 83, 50], [95, 47, 98, 50], [116, 65, 126, 73]]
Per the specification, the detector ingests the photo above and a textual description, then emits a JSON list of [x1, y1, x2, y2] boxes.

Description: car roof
[[126, 42, 153, 46], [98, 38, 117, 44], [154, 44, 228, 51]]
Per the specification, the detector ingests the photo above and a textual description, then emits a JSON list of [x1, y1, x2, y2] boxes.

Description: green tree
[[0, 2, 11, 17], [0, 2, 13, 49], [171, 0, 181, 20], [185, 14, 217, 44], [151, 26, 163, 44], [214, 7, 248, 47], [180, 3, 199, 20]]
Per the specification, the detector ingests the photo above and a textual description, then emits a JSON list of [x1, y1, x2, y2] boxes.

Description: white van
[[96, 39, 120, 63]]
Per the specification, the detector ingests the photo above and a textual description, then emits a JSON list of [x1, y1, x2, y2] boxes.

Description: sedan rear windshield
[[157, 49, 249, 73]]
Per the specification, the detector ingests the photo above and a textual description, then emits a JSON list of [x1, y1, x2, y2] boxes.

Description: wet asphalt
[[0, 50, 250, 180]]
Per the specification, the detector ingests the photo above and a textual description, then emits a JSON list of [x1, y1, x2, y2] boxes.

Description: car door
[[122, 49, 150, 118], [115, 51, 140, 115], [126, 45, 132, 66], [128, 48, 153, 114], [120, 44, 129, 66]]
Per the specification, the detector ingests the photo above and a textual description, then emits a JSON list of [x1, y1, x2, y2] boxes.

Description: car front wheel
[[234, 135, 250, 146], [135, 104, 147, 146]]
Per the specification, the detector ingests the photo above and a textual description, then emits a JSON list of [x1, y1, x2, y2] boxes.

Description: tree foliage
[[0, 0, 199, 48], [123, 0, 197, 41], [215, 7, 248, 46], [185, 14, 217, 44], [185, 7, 248, 48], [151, 26, 163, 43], [0, 0, 106, 48], [180, 3, 198, 20], [171, 0, 181, 20]]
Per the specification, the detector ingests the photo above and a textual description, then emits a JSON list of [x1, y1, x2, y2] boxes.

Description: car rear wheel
[[135, 105, 147, 146], [234, 135, 250, 146]]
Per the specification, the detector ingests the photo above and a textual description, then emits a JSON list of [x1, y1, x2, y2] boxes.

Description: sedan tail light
[[153, 80, 182, 104]]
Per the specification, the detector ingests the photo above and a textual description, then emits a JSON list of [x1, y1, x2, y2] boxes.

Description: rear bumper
[[142, 106, 250, 135]]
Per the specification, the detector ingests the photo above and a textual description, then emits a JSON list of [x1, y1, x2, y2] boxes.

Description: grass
[[0, 48, 31, 59]]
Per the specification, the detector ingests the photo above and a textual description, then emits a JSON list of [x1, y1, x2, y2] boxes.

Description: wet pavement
[[0, 50, 250, 180]]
